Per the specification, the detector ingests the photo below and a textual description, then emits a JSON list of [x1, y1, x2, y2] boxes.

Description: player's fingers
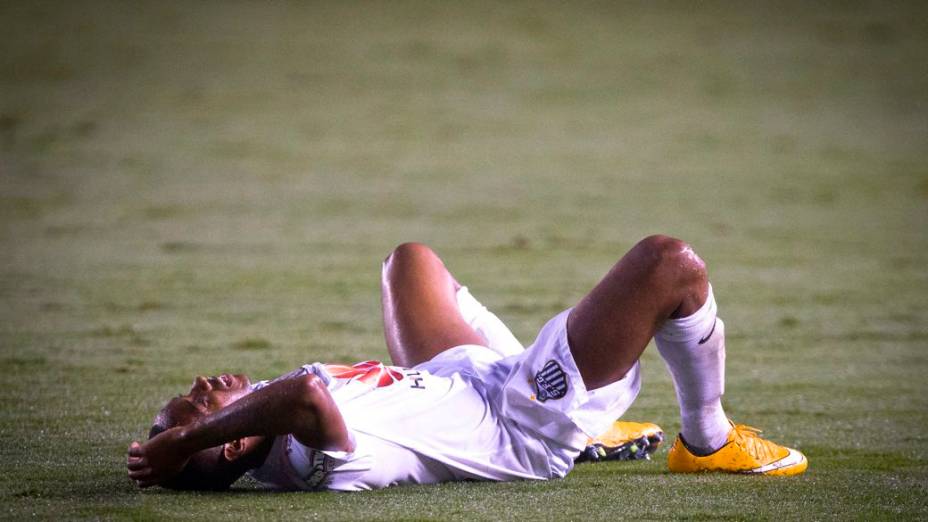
[[128, 468, 151, 480], [128, 442, 144, 457], [127, 451, 145, 464], [127, 458, 147, 471]]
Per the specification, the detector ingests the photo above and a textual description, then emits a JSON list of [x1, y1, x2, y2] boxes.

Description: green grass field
[[2, 1, 926, 519]]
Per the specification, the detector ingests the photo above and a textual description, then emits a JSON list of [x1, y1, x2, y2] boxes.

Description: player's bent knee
[[634, 234, 686, 262], [631, 235, 707, 289], [383, 242, 437, 268]]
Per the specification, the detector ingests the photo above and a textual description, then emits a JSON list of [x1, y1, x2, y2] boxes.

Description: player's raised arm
[[127, 373, 352, 488]]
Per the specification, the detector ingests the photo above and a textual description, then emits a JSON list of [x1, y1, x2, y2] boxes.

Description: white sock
[[456, 286, 525, 357], [654, 285, 731, 454]]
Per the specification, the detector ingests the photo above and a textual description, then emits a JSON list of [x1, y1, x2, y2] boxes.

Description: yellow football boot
[[667, 423, 808, 476], [577, 421, 664, 463]]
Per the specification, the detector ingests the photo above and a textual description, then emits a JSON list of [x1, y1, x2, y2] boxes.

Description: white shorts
[[249, 309, 640, 491]]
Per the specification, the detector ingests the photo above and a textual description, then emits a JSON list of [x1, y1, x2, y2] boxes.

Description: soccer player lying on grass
[[127, 236, 808, 491]]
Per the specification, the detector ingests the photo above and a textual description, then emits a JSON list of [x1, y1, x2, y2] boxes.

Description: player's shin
[[654, 285, 730, 455]]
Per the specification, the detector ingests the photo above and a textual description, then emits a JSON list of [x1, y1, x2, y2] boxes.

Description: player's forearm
[[176, 374, 350, 454]]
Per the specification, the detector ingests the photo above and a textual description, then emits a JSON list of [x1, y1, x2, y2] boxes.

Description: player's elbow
[[289, 374, 353, 452], [292, 373, 330, 414]]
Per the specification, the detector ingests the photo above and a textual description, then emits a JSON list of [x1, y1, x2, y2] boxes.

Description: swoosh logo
[[744, 448, 806, 474], [697, 319, 717, 345]]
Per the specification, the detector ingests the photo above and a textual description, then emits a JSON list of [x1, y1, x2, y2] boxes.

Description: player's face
[[181, 373, 252, 414]]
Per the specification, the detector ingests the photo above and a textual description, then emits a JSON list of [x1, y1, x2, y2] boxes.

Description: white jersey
[[248, 309, 641, 491]]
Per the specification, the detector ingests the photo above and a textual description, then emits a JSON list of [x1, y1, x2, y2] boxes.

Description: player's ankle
[[679, 404, 730, 455], [678, 433, 723, 456]]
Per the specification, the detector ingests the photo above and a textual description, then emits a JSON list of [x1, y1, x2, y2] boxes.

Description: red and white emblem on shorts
[[324, 360, 405, 388]]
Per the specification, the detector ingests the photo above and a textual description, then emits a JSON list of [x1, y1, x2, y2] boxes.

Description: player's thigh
[[567, 235, 708, 389], [381, 243, 485, 367]]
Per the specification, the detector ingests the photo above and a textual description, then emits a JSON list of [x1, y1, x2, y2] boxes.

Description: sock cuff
[[455, 286, 484, 324], [655, 284, 717, 343]]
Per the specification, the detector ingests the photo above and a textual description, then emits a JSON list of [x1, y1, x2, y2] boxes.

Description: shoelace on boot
[[732, 424, 781, 463]]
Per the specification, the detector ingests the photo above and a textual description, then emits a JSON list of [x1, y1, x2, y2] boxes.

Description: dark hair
[[148, 399, 246, 491]]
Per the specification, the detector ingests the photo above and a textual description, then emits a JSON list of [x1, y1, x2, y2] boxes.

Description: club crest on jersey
[[534, 360, 568, 402], [304, 449, 336, 490]]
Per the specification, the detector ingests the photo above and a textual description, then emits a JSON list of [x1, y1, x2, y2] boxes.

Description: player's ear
[[222, 437, 259, 462]]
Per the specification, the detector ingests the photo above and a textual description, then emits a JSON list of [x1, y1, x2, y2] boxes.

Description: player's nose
[[191, 375, 212, 392]]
